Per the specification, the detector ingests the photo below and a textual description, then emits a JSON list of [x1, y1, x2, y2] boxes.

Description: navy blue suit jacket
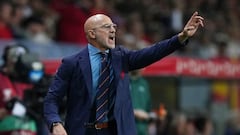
[[44, 35, 186, 135]]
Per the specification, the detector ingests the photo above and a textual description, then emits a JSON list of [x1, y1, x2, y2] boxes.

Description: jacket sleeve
[[127, 35, 187, 71], [43, 56, 75, 130]]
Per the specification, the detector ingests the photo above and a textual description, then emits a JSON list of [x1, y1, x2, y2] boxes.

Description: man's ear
[[88, 30, 96, 39]]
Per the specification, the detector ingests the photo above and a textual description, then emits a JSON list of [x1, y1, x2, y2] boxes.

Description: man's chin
[[108, 44, 115, 49]]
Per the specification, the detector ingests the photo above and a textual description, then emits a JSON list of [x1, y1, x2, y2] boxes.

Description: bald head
[[84, 14, 116, 51], [84, 14, 112, 34]]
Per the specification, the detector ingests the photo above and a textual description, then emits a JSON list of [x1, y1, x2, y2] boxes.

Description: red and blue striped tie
[[96, 52, 110, 122]]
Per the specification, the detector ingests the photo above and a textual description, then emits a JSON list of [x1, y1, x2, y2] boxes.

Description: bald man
[[44, 13, 204, 135]]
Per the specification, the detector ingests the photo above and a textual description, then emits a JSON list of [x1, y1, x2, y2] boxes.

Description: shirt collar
[[88, 44, 109, 56]]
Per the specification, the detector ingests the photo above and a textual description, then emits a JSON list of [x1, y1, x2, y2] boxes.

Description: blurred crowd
[[146, 108, 240, 135], [148, 111, 214, 135], [0, 0, 240, 60]]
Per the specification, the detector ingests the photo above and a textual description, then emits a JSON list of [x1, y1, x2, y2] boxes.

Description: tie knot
[[100, 52, 108, 60]]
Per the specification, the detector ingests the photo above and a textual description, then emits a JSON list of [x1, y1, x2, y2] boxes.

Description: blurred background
[[0, 0, 239, 135]]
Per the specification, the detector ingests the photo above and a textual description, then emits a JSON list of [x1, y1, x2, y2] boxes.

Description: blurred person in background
[[170, 0, 184, 33], [194, 115, 214, 135], [21, 16, 52, 44], [0, 1, 14, 40], [0, 43, 36, 135], [225, 27, 240, 61], [168, 112, 188, 135], [48, 0, 91, 45], [123, 12, 150, 49], [90, 0, 109, 15], [10, 4, 27, 39], [0, 43, 48, 135], [194, 33, 218, 59], [224, 110, 240, 135], [185, 117, 197, 135], [211, 40, 229, 61], [130, 69, 152, 135], [12, 0, 32, 18]]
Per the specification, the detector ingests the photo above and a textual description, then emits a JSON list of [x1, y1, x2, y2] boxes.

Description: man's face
[[93, 17, 117, 50]]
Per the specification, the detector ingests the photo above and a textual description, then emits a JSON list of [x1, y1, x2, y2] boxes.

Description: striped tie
[[96, 52, 110, 122]]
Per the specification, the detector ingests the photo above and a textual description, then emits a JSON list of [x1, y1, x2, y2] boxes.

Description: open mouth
[[109, 36, 115, 41]]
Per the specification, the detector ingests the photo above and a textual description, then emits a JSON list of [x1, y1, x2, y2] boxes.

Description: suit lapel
[[78, 48, 122, 105], [79, 47, 93, 103]]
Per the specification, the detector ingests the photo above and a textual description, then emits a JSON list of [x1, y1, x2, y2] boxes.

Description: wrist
[[178, 32, 189, 43], [52, 122, 62, 127], [51, 122, 63, 132]]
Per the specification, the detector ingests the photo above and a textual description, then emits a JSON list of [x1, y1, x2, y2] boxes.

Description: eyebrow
[[92, 23, 116, 30]]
